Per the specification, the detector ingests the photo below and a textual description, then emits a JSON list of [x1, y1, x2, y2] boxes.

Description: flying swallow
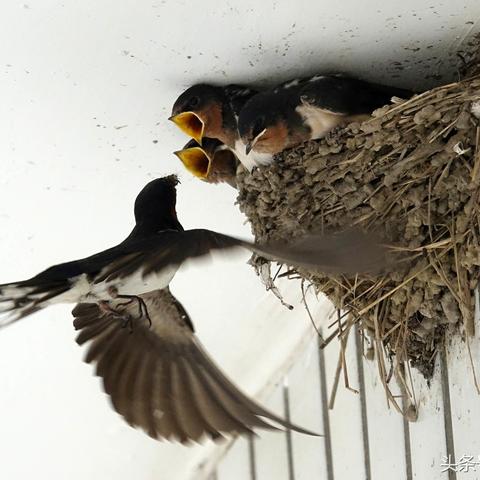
[[174, 138, 238, 188], [238, 74, 413, 161], [0, 174, 386, 442], [170, 84, 272, 171]]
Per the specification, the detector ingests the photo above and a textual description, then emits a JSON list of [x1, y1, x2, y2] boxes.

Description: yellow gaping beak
[[174, 147, 211, 179], [169, 112, 205, 144]]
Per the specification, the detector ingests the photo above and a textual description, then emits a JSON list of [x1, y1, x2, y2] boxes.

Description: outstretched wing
[[93, 228, 387, 285], [73, 289, 319, 443], [299, 75, 413, 115], [255, 229, 388, 274]]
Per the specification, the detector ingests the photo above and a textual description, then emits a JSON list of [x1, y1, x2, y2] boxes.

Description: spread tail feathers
[[0, 280, 71, 328]]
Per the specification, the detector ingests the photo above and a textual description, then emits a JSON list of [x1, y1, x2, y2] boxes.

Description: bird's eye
[[189, 96, 200, 108]]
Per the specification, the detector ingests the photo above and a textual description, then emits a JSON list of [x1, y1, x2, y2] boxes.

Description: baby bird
[[170, 84, 272, 171], [174, 138, 238, 188], [238, 74, 413, 164]]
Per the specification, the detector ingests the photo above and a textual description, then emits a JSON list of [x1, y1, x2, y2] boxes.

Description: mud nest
[[236, 72, 480, 380]]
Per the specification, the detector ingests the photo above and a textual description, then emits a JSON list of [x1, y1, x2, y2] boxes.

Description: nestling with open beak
[[170, 83, 272, 171], [174, 138, 238, 188], [238, 74, 414, 165]]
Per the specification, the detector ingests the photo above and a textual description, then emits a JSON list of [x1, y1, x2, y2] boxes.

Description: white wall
[[0, 1, 478, 479]]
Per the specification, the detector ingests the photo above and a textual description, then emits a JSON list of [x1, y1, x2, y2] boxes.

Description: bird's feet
[[116, 294, 153, 330], [98, 301, 134, 331], [99, 293, 152, 333]]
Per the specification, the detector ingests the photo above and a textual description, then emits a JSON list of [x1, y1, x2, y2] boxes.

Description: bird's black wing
[[73, 288, 318, 443], [93, 228, 387, 285], [92, 229, 242, 284], [299, 75, 413, 115], [0, 233, 177, 326], [224, 84, 260, 118], [14, 241, 135, 286], [0, 228, 386, 327]]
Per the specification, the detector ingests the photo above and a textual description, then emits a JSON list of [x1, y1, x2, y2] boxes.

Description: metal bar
[[283, 383, 296, 480], [440, 344, 457, 480], [355, 328, 372, 480], [318, 336, 335, 480], [401, 397, 413, 480], [248, 434, 257, 480]]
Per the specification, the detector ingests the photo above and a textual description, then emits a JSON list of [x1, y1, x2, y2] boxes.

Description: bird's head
[[174, 139, 237, 186], [238, 94, 289, 155], [170, 84, 225, 145], [173, 139, 215, 180], [133, 175, 184, 232]]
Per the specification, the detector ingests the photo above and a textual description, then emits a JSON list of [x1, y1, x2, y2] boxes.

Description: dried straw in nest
[[236, 72, 480, 385]]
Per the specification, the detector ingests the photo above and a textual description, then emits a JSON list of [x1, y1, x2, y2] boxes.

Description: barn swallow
[[0, 174, 387, 442], [174, 138, 238, 188], [170, 84, 272, 171], [238, 74, 413, 160]]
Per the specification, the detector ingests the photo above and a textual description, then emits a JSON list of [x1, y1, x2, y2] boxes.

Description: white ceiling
[[0, 1, 479, 479]]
